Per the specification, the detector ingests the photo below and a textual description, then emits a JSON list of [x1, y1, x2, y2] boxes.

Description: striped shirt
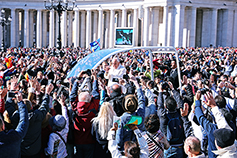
[[143, 130, 170, 158]]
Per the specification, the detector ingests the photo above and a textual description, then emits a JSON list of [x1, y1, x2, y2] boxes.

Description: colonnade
[[1, 1, 237, 49]]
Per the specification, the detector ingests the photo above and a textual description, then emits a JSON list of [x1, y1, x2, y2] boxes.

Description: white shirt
[[211, 106, 237, 158], [45, 106, 69, 158], [212, 144, 237, 158], [104, 64, 126, 87], [188, 112, 203, 142]]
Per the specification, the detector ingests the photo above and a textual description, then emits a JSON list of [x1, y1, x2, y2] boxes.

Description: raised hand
[[182, 75, 188, 85], [10, 76, 19, 91], [46, 83, 54, 95], [29, 77, 37, 89], [91, 69, 97, 80], [35, 81, 41, 92], [111, 122, 118, 131], [59, 94, 66, 106], [16, 92, 23, 103], [77, 70, 84, 78], [168, 81, 174, 90], [195, 90, 201, 101], [180, 103, 189, 117], [0, 88, 8, 99], [129, 76, 139, 88], [203, 92, 217, 108]]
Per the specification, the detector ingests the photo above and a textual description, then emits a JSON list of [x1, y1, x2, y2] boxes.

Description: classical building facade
[[1, 0, 237, 49]]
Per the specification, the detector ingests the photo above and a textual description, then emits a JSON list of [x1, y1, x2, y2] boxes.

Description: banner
[[90, 38, 101, 52], [66, 48, 122, 78]]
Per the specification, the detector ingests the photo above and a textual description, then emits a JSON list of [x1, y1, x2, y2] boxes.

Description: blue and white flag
[[90, 38, 101, 52]]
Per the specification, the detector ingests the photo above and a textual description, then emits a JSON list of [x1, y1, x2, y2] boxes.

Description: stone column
[[74, 9, 79, 47], [20, 11, 24, 46], [162, 6, 168, 46], [109, 9, 115, 48], [68, 11, 73, 46], [189, 7, 196, 47], [225, 9, 234, 47], [233, 10, 237, 47], [55, 12, 58, 46], [130, 11, 133, 27], [133, 8, 138, 46], [42, 11, 47, 47], [80, 11, 86, 48], [24, 9, 29, 47], [167, 6, 173, 46], [86, 10, 91, 49], [11, 9, 16, 47], [152, 7, 159, 46], [174, 5, 185, 47], [211, 8, 218, 47], [15, 10, 19, 46], [29, 10, 34, 47], [61, 11, 67, 47], [49, 10, 54, 48], [122, 8, 127, 27], [128, 12, 131, 27], [104, 11, 110, 49], [118, 10, 122, 27], [36, 9, 42, 48], [92, 11, 98, 41], [143, 6, 149, 46], [98, 9, 103, 48]]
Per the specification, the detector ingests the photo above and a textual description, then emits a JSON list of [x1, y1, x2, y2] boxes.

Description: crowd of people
[[0, 46, 237, 158]]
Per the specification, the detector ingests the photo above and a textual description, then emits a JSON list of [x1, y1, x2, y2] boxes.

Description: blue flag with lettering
[[90, 38, 101, 52]]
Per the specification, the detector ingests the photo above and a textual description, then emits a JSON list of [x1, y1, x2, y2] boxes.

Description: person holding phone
[[104, 57, 126, 87]]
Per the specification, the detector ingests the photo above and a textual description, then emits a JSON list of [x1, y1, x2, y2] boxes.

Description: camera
[[97, 71, 105, 79], [202, 79, 209, 86], [166, 76, 174, 83], [224, 82, 229, 87], [8, 91, 17, 98], [57, 85, 69, 97], [82, 69, 91, 76], [112, 78, 119, 83], [123, 74, 129, 80], [7, 91, 22, 98], [161, 81, 169, 90], [200, 88, 209, 95]]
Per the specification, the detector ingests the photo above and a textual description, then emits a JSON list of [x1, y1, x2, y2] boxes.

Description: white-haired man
[[184, 136, 205, 158], [104, 57, 126, 87], [70, 70, 100, 158]]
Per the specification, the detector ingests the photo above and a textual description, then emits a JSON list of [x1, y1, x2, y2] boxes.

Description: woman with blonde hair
[[91, 102, 117, 158]]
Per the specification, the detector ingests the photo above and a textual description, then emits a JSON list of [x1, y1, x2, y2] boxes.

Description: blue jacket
[[5, 94, 50, 156], [0, 101, 29, 158], [195, 100, 217, 158], [116, 88, 146, 150], [157, 90, 193, 146]]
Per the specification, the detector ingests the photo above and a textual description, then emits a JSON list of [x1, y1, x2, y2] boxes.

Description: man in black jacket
[[0, 92, 29, 158], [169, 60, 179, 89], [105, 84, 125, 117]]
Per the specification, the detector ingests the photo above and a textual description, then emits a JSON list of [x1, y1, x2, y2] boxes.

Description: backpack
[[109, 96, 125, 117], [166, 112, 183, 143]]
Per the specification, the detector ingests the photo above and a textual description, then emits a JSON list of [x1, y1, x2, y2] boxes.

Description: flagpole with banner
[[90, 38, 101, 52]]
